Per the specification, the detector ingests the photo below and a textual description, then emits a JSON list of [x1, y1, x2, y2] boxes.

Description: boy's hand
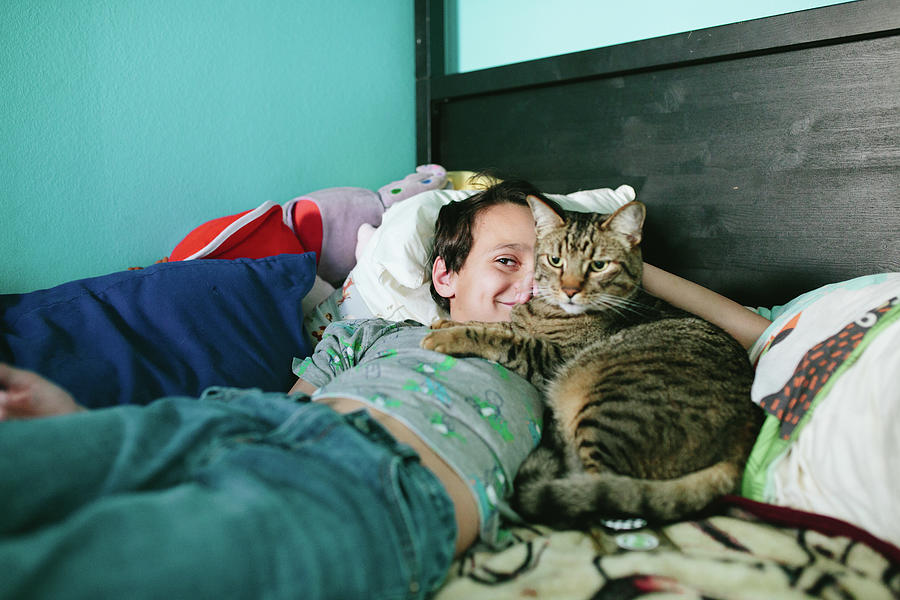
[[0, 363, 85, 420]]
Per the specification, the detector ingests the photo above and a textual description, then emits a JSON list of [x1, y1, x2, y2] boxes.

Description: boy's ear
[[431, 256, 457, 299]]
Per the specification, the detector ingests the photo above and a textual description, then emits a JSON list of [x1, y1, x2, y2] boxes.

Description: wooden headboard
[[415, 0, 900, 308]]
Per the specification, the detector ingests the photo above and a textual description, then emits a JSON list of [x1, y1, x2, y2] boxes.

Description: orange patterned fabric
[[757, 296, 897, 440]]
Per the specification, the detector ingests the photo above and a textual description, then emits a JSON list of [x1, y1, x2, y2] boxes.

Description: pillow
[[1, 254, 317, 408], [307, 185, 635, 333], [742, 273, 900, 546]]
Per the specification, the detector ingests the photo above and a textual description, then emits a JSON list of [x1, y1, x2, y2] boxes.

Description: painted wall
[[2, 1, 414, 293], [448, 0, 852, 73]]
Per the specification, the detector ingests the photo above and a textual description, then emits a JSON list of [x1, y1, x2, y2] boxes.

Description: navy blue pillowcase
[[0, 254, 317, 408]]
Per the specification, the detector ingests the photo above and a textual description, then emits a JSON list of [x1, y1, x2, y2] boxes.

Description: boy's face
[[440, 202, 536, 323]]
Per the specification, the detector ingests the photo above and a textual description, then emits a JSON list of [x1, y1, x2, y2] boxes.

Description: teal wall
[[2, 1, 414, 293], [448, 0, 852, 73]]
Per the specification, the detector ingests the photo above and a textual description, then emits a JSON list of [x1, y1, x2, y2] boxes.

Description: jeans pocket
[[380, 454, 457, 598]]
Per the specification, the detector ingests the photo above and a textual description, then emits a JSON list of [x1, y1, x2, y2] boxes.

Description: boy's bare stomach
[[315, 395, 479, 556]]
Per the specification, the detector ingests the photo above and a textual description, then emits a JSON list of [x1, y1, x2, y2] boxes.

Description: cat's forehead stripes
[[566, 232, 594, 256], [548, 211, 620, 263], [561, 212, 607, 239]]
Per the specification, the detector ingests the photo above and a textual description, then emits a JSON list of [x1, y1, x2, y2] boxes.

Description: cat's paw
[[421, 328, 470, 355], [429, 319, 460, 330]]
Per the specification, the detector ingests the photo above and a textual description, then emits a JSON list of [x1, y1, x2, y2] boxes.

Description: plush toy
[[168, 164, 449, 288], [354, 169, 497, 263]]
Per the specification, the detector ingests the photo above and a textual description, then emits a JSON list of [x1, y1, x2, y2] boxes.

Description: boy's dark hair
[[428, 179, 557, 313]]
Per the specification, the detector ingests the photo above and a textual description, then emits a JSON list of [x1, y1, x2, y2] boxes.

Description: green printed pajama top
[[293, 319, 543, 548]]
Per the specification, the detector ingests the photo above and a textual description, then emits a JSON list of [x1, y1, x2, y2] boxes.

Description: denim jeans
[[0, 388, 456, 599]]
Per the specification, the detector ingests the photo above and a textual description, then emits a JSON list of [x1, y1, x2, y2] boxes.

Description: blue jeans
[[0, 388, 456, 599]]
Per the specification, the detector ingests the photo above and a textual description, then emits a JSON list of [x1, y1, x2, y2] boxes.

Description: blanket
[[436, 497, 900, 599]]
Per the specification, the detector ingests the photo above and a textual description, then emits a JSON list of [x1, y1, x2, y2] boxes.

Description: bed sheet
[[436, 497, 899, 599]]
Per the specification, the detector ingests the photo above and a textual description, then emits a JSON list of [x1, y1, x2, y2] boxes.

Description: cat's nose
[[562, 287, 579, 298]]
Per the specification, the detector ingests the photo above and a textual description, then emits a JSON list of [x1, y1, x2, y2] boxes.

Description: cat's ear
[[603, 201, 645, 247], [526, 195, 564, 234]]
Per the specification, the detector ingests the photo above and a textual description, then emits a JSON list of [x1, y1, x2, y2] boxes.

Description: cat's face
[[527, 198, 645, 315]]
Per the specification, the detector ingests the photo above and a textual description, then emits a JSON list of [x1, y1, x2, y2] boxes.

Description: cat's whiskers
[[587, 295, 633, 318], [595, 293, 654, 315]]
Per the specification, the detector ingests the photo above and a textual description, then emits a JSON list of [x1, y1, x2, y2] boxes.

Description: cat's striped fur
[[422, 198, 763, 528]]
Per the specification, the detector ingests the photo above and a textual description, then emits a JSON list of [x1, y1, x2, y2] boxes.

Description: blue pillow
[[0, 254, 316, 408]]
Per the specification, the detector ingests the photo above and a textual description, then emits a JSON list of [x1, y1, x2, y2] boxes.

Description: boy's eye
[[497, 257, 517, 266], [546, 256, 563, 268], [590, 260, 608, 272]]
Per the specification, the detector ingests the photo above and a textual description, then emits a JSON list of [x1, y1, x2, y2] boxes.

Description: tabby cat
[[422, 197, 763, 528]]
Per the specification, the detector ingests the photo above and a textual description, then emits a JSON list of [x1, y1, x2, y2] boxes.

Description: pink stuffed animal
[[168, 164, 448, 288]]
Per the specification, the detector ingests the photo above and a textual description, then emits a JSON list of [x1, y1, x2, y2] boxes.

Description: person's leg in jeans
[[0, 391, 273, 535], [0, 392, 456, 599]]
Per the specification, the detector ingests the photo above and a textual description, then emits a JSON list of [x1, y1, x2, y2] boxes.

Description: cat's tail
[[513, 460, 741, 529]]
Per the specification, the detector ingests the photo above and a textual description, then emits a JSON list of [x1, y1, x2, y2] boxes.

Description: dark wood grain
[[429, 0, 900, 101], [415, 0, 444, 163], [417, 0, 900, 307]]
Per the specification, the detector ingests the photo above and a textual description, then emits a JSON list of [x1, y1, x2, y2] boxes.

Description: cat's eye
[[546, 256, 563, 268], [589, 260, 608, 272]]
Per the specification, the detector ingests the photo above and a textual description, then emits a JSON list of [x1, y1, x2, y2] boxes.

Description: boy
[[0, 180, 769, 599]]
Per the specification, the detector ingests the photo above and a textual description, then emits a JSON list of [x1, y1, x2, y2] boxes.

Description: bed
[[1, 1, 898, 597], [412, 0, 900, 597]]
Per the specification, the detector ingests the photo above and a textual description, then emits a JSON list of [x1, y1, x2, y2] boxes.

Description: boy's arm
[[292, 318, 402, 390], [642, 263, 771, 349], [289, 378, 317, 394]]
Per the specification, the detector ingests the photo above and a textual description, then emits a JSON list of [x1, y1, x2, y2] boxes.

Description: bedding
[[0, 254, 317, 408], [435, 496, 900, 599], [744, 273, 900, 547]]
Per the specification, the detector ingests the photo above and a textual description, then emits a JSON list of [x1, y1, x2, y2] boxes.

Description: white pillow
[[351, 186, 635, 325], [743, 273, 900, 546]]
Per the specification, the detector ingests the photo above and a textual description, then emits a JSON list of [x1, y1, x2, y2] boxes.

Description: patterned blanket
[[436, 497, 899, 599]]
